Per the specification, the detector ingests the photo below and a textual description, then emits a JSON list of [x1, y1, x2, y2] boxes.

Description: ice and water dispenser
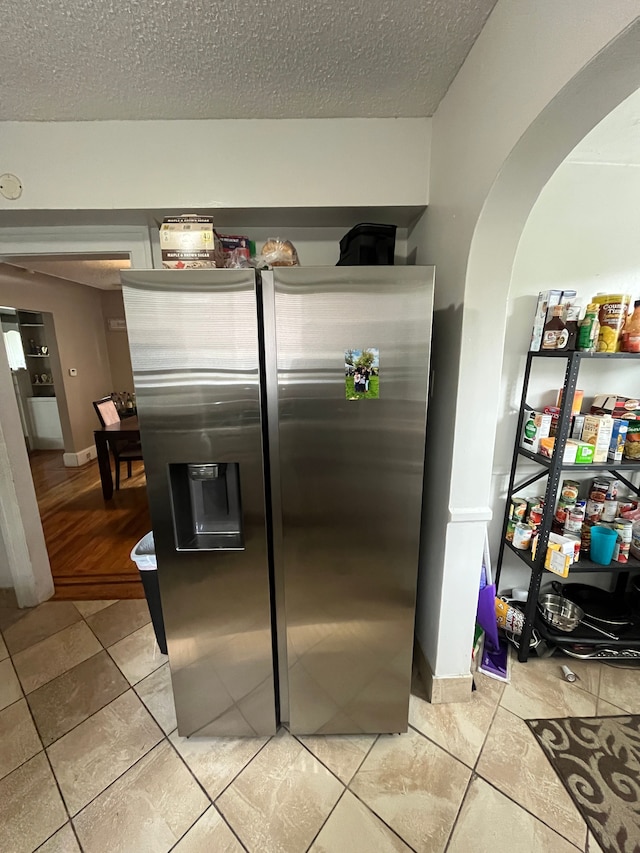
[[169, 463, 244, 550]]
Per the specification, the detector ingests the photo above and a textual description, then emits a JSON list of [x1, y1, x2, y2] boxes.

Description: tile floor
[[0, 590, 637, 853]]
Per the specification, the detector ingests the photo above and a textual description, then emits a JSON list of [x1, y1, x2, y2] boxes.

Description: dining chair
[[92, 396, 144, 490]]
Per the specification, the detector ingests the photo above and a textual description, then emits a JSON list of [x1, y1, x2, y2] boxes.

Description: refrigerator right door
[[271, 266, 434, 734]]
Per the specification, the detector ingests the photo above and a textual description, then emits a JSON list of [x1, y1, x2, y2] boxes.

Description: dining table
[[94, 416, 141, 500]]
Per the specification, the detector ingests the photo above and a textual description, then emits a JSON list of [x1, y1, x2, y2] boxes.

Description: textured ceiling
[[568, 86, 640, 166], [2, 256, 131, 290], [0, 0, 496, 121]]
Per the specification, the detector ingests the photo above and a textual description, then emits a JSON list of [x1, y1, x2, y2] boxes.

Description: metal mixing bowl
[[538, 593, 584, 633]]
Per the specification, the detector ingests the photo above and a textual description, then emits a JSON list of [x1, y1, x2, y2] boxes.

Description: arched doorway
[[416, 14, 640, 695]]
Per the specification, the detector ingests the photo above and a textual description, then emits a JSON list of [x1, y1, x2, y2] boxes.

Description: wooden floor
[[30, 451, 150, 600]]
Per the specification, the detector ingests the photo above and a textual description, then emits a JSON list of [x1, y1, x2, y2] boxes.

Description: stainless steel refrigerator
[[121, 266, 433, 737]]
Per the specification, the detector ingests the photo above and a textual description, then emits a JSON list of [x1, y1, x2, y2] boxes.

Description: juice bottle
[[578, 303, 599, 352], [542, 305, 567, 349]]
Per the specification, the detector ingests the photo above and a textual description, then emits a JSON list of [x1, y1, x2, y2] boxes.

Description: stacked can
[[586, 478, 618, 523], [613, 518, 632, 563], [527, 496, 545, 530], [506, 498, 527, 542], [555, 480, 580, 529]]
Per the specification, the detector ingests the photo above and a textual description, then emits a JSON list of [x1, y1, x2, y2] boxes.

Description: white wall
[[0, 119, 430, 211], [0, 266, 114, 453], [492, 161, 640, 591], [0, 333, 52, 601], [415, 1, 640, 683]]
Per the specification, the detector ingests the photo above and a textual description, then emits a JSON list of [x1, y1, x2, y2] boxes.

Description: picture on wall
[[345, 348, 380, 400]]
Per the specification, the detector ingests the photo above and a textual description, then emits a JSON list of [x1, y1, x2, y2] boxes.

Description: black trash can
[[130, 532, 167, 655]]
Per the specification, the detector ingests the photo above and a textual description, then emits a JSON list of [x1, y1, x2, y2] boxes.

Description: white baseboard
[[63, 445, 97, 467], [414, 640, 473, 704]]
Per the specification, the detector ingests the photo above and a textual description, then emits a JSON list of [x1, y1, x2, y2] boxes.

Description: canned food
[[555, 498, 576, 526], [590, 478, 613, 502], [513, 522, 534, 550], [605, 480, 619, 501], [585, 499, 605, 523], [602, 499, 619, 523], [506, 520, 516, 542], [561, 665, 579, 683], [509, 498, 528, 522], [560, 480, 580, 503], [563, 501, 586, 534], [495, 598, 525, 634], [613, 518, 632, 563], [528, 504, 544, 526]]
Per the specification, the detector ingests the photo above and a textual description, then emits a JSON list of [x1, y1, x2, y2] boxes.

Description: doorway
[[0, 229, 154, 605]]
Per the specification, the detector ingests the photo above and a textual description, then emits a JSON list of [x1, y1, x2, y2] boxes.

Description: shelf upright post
[[518, 352, 581, 661], [495, 352, 535, 591]]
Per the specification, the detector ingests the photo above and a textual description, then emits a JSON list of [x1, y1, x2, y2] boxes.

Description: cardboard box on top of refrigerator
[[160, 215, 225, 269], [591, 394, 640, 421]]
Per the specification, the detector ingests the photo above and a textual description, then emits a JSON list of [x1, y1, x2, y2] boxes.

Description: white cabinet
[[27, 398, 64, 450]]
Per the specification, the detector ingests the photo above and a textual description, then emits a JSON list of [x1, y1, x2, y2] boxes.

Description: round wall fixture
[[0, 174, 23, 200]]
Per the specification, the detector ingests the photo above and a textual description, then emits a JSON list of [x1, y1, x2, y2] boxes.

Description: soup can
[[513, 523, 533, 550], [560, 480, 580, 503], [602, 499, 619, 523], [613, 518, 632, 563], [509, 498, 528, 522], [585, 499, 604, 523], [506, 520, 516, 542], [563, 501, 586, 534], [528, 503, 544, 526], [590, 478, 613, 502]]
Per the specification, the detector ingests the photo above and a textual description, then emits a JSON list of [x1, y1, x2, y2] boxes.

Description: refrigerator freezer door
[[268, 267, 433, 734], [121, 270, 277, 737]]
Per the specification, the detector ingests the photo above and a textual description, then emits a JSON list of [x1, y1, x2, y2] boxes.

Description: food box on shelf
[[538, 437, 578, 464], [571, 414, 585, 440], [530, 290, 563, 352], [521, 410, 552, 454], [624, 421, 640, 461], [574, 441, 595, 464], [556, 389, 584, 416], [591, 395, 640, 421], [582, 415, 614, 463], [608, 420, 629, 463], [532, 532, 575, 578]]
